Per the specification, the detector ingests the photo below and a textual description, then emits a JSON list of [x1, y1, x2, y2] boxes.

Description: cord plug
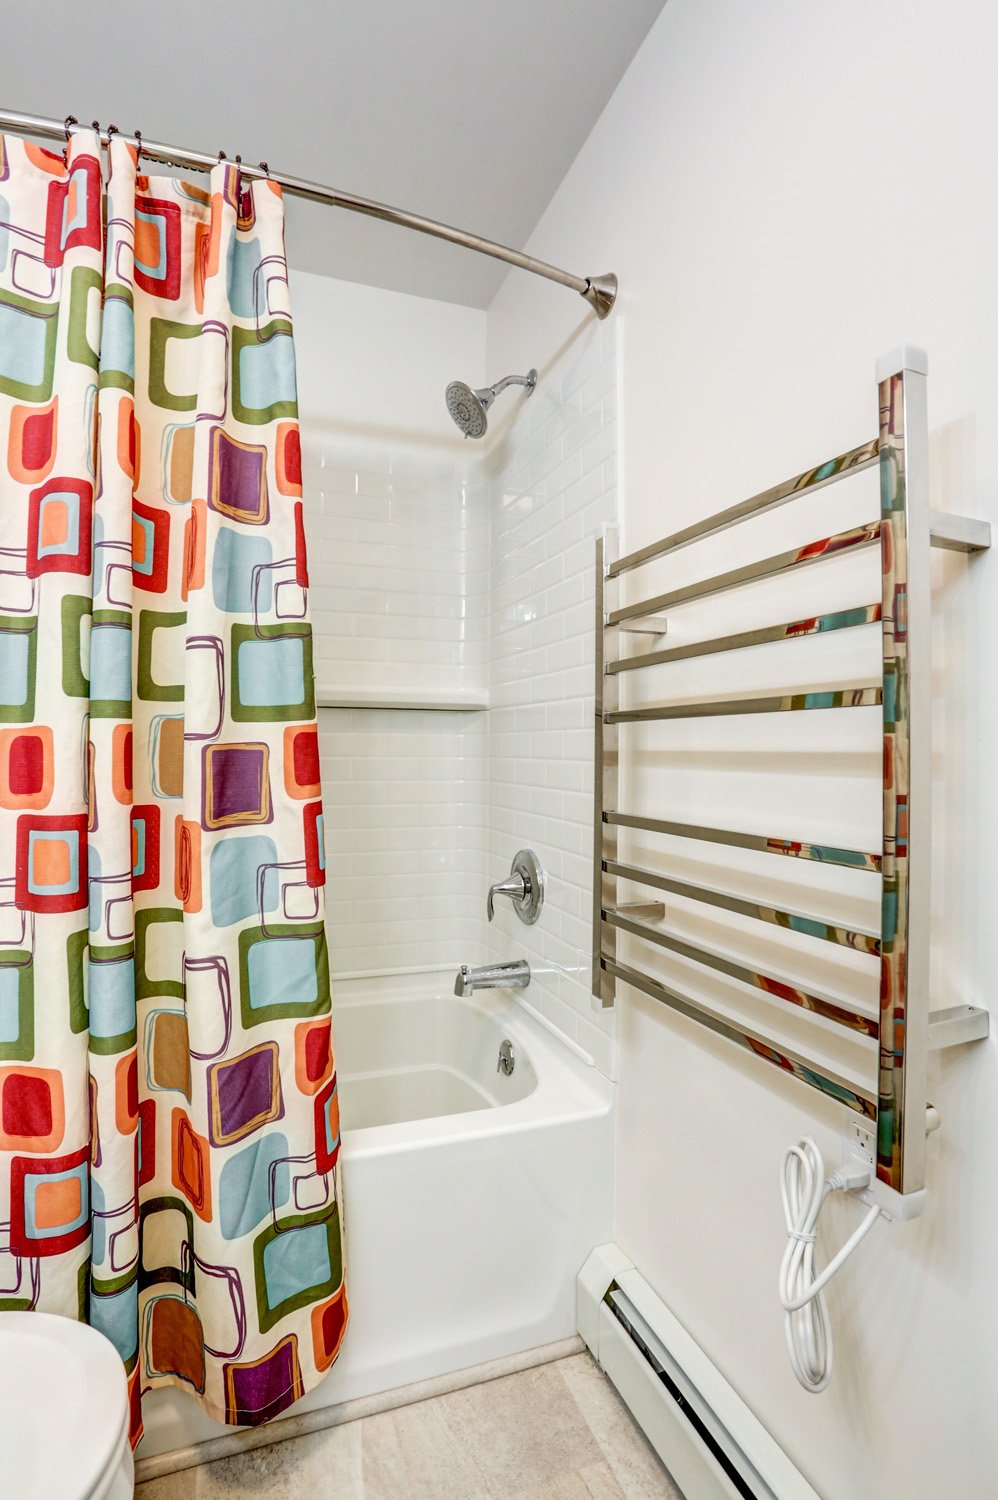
[[829, 1160, 872, 1193]]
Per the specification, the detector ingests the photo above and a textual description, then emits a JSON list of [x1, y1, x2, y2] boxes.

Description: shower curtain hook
[[217, 148, 227, 162], [258, 161, 270, 177], [63, 115, 78, 141], [134, 128, 143, 162]]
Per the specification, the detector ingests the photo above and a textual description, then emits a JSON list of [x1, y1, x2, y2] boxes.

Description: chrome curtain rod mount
[[0, 107, 618, 319]]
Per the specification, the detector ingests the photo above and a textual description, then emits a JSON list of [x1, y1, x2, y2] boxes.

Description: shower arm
[[476, 370, 538, 407], [482, 372, 536, 399], [0, 107, 618, 320]]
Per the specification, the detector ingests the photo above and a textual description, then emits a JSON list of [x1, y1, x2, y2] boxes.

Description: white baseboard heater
[[577, 1246, 822, 1500]]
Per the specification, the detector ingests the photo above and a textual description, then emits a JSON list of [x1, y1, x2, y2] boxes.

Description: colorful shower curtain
[[0, 127, 346, 1441]]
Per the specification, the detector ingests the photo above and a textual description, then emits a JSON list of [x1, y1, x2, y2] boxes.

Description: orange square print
[[133, 213, 161, 273], [34, 1174, 82, 1231], [132, 514, 148, 568], [32, 836, 70, 887], [40, 498, 69, 549]]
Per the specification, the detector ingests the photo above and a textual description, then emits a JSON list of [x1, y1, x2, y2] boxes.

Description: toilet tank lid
[[0, 1310, 130, 1499]]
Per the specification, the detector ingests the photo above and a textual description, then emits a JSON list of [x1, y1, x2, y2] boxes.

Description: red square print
[[10, 1145, 89, 1256], [294, 1018, 332, 1097], [283, 725, 320, 801], [303, 802, 324, 887], [15, 813, 88, 913], [0, 727, 54, 810], [0, 1065, 65, 1153], [26, 478, 93, 578], [43, 154, 101, 266], [132, 804, 161, 893]]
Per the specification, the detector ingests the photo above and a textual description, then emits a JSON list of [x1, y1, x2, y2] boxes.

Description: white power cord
[[779, 1136, 882, 1393]]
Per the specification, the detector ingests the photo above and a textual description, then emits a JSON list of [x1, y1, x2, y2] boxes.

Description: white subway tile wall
[[304, 440, 489, 698], [303, 322, 617, 1069], [318, 706, 489, 974], [484, 321, 618, 1075], [303, 438, 490, 975]]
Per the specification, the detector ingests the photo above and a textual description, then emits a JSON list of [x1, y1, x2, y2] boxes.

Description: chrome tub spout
[[454, 960, 530, 997]]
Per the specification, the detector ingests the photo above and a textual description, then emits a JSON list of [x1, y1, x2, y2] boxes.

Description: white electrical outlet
[[838, 1109, 927, 1221], [842, 1115, 876, 1171]]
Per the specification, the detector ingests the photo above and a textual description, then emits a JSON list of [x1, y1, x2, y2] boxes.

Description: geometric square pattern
[[251, 1204, 342, 1334], [207, 1042, 284, 1147], [201, 742, 273, 830], [9, 1144, 90, 1256], [230, 623, 315, 722], [0, 725, 53, 809], [0, 1064, 65, 1151], [14, 813, 88, 912], [283, 725, 320, 800], [237, 923, 329, 1029], [208, 426, 269, 526], [223, 1334, 303, 1425], [0, 127, 344, 1435], [26, 477, 93, 577]]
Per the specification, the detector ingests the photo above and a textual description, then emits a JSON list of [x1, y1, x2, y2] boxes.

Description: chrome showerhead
[[446, 381, 490, 439], [445, 368, 537, 439]]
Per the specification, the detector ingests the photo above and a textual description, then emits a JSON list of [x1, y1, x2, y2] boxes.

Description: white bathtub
[[138, 970, 614, 1459]]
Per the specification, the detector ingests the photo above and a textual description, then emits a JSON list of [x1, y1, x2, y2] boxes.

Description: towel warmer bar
[[592, 346, 990, 1199]]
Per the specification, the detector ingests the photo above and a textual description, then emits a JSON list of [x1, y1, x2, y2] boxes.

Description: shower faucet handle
[[487, 849, 544, 925], [487, 874, 526, 921]]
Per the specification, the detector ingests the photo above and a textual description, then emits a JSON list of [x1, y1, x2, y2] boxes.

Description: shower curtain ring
[[63, 115, 78, 140], [134, 129, 143, 161], [218, 149, 227, 162], [106, 123, 119, 142], [258, 161, 270, 176]]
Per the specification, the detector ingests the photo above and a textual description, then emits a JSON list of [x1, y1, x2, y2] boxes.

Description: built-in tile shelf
[[315, 685, 490, 712]]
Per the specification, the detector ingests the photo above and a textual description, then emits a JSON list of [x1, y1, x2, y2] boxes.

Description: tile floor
[[135, 1352, 682, 1499]]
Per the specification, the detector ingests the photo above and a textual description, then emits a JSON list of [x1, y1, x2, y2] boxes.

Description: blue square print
[[212, 528, 273, 614], [247, 936, 318, 1011], [238, 333, 296, 411], [88, 953, 135, 1040], [0, 967, 21, 1043], [0, 631, 30, 708], [219, 1132, 290, 1240], [237, 637, 304, 706], [261, 1222, 330, 1310], [210, 835, 279, 927], [90, 622, 132, 702]]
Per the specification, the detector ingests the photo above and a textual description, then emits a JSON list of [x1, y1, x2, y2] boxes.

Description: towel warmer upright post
[[592, 346, 990, 1203]]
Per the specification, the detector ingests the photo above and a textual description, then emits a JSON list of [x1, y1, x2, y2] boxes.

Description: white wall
[[486, 5, 998, 1497]]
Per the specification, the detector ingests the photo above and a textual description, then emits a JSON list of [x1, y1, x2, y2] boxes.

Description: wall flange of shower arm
[[446, 369, 537, 439]]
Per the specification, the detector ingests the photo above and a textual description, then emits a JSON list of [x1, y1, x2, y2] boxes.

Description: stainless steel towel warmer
[[592, 346, 990, 1201]]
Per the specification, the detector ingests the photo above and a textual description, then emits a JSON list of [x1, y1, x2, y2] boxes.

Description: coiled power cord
[[779, 1136, 882, 1392]]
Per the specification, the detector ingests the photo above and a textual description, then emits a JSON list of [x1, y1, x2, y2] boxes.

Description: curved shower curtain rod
[[0, 107, 618, 319]]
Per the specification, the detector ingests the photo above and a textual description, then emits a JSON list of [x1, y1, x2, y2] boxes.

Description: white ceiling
[[0, 0, 664, 307]]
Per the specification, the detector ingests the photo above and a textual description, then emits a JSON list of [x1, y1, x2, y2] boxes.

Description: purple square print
[[202, 743, 272, 829], [224, 1335, 301, 1424], [208, 1041, 284, 1146], [208, 426, 269, 526]]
